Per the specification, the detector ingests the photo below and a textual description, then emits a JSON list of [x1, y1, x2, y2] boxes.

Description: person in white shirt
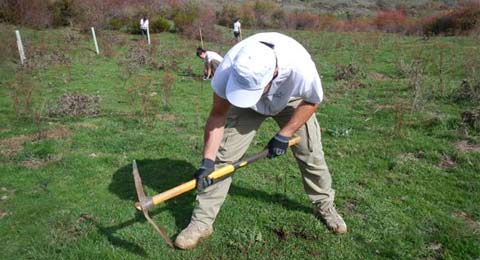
[[140, 16, 149, 40], [196, 47, 223, 80], [175, 32, 347, 250], [233, 18, 241, 42]]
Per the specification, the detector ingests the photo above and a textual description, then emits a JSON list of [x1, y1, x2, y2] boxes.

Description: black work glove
[[194, 158, 215, 190], [267, 134, 290, 159]]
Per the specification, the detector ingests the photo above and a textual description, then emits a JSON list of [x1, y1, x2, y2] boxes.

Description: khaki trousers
[[191, 99, 335, 228]]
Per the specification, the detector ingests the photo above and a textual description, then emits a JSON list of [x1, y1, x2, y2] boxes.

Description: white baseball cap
[[226, 41, 276, 108]]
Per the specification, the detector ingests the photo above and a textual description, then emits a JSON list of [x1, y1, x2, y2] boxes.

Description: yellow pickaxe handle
[[135, 136, 301, 211]]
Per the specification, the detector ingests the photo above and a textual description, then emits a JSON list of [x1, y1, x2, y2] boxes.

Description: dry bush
[[119, 42, 158, 77], [98, 34, 118, 58], [161, 71, 176, 108], [48, 93, 100, 117], [455, 47, 480, 102], [64, 27, 82, 45], [21, 44, 71, 71], [399, 59, 426, 111], [374, 10, 408, 33], [126, 74, 161, 124], [7, 72, 38, 117]]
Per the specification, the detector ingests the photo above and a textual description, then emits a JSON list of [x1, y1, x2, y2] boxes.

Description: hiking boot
[[174, 222, 213, 250], [314, 205, 347, 234]]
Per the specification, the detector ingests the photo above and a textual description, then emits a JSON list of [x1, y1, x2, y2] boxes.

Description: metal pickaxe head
[[132, 160, 174, 247]]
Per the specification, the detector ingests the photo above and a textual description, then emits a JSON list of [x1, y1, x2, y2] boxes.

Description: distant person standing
[[233, 18, 241, 42], [196, 47, 223, 80], [140, 16, 149, 40]]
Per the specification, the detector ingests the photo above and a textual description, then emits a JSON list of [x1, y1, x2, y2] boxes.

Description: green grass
[[0, 25, 479, 259]]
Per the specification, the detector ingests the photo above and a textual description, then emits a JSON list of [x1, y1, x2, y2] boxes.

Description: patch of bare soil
[[369, 72, 391, 81], [455, 141, 480, 153], [438, 154, 456, 169], [452, 211, 480, 235], [427, 242, 443, 256], [0, 210, 7, 219], [0, 135, 30, 157], [32, 126, 71, 141], [156, 113, 179, 122], [21, 155, 62, 169], [0, 126, 71, 158], [75, 122, 98, 129]]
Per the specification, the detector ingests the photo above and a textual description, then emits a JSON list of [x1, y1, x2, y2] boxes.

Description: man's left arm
[[279, 101, 319, 138], [267, 101, 319, 158]]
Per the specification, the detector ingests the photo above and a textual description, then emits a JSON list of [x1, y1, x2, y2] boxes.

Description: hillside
[[0, 23, 479, 259], [226, 0, 460, 16]]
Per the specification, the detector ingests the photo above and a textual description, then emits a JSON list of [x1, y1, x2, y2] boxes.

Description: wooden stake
[[15, 30, 26, 64], [91, 27, 99, 54], [199, 27, 204, 48]]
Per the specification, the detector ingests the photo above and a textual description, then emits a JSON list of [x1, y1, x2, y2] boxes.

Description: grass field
[[0, 24, 479, 259]]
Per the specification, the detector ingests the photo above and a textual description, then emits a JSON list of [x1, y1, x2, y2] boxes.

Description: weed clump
[[48, 93, 101, 117], [456, 79, 480, 102], [461, 109, 480, 131], [161, 71, 175, 108], [335, 64, 362, 81]]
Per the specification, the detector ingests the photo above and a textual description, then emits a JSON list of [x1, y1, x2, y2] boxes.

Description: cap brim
[[226, 74, 264, 108]]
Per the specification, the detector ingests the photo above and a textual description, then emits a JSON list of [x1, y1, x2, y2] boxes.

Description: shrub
[[239, 1, 255, 28], [172, 1, 222, 43], [374, 10, 407, 33], [252, 0, 280, 28], [107, 17, 124, 31], [217, 2, 240, 27], [423, 3, 480, 36], [49, 0, 75, 27], [2, 0, 52, 28], [286, 11, 319, 30], [150, 16, 171, 33], [126, 17, 142, 34]]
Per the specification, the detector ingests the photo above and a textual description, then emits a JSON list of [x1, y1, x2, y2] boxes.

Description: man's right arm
[[202, 93, 230, 161]]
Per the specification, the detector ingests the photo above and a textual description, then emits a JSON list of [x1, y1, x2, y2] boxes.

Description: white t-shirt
[[140, 19, 149, 30], [211, 32, 323, 116], [233, 21, 241, 32], [205, 51, 223, 64]]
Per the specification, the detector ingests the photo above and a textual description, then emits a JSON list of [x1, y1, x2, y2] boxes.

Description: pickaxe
[[132, 136, 301, 247]]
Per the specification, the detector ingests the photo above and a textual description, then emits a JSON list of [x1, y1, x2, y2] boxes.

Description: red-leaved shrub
[[374, 10, 408, 33]]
